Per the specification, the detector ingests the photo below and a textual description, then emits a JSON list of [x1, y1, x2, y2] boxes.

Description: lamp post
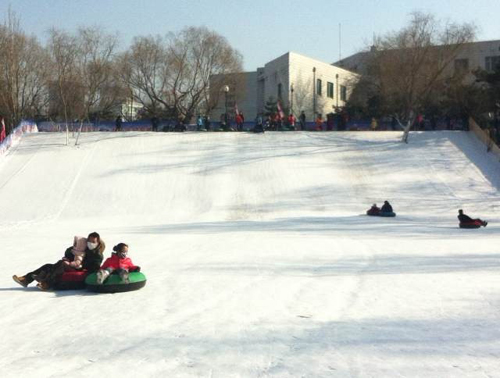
[[312, 67, 316, 120], [335, 74, 339, 111], [223, 85, 229, 127], [290, 83, 294, 115]]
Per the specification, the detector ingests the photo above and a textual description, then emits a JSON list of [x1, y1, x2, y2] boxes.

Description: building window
[[316, 79, 322, 96], [454, 59, 469, 74], [340, 85, 347, 101], [327, 82, 334, 98], [485, 56, 500, 71], [277, 83, 282, 99]]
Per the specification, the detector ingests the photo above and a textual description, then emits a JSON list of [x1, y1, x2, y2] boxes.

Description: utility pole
[[313, 67, 316, 120]]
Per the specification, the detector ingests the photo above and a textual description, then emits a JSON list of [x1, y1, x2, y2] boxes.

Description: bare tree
[[349, 12, 476, 141], [117, 35, 170, 118], [0, 10, 49, 132], [75, 27, 120, 122], [47, 28, 82, 126], [119, 26, 242, 122]]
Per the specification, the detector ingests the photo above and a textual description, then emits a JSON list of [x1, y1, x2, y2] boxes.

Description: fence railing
[[0, 120, 38, 157], [470, 118, 500, 159]]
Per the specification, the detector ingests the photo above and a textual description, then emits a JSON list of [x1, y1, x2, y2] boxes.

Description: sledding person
[[367, 203, 380, 215], [12, 232, 105, 290], [458, 209, 487, 227], [380, 201, 393, 213], [13, 236, 87, 290], [81, 232, 106, 273], [96, 243, 140, 285]]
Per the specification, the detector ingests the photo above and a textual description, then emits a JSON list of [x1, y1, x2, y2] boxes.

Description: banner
[[0, 120, 38, 157]]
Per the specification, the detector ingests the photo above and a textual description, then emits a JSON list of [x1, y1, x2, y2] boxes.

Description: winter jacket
[[82, 240, 106, 273], [458, 214, 473, 223], [381, 203, 393, 213], [64, 236, 87, 270], [100, 253, 138, 272]]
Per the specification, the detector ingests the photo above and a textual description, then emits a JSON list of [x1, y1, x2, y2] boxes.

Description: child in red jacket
[[96, 243, 140, 284]]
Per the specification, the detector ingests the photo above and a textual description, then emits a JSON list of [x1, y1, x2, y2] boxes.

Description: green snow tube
[[85, 272, 147, 293]]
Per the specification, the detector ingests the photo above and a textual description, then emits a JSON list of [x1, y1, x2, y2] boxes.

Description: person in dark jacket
[[13, 232, 105, 290], [151, 116, 159, 132], [115, 115, 123, 131], [299, 111, 306, 131], [81, 232, 106, 273], [367, 203, 380, 215], [13, 236, 87, 290], [380, 201, 393, 213], [458, 209, 487, 227]]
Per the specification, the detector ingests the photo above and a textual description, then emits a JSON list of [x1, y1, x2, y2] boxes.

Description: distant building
[[335, 39, 500, 76], [211, 52, 359, 122], [113, 99, 143, 121]]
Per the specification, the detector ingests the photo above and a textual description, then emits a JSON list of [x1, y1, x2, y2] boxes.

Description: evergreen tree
[[264, 96, 277, 117]]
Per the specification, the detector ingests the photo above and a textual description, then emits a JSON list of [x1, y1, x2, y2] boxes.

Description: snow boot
[[96, 269, 110, 285], [119, 270, 130, 284], [36, 281, 50, 291], [12, 275, 29, 288]]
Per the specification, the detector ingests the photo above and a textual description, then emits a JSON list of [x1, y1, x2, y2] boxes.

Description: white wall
[[211, 52, 359, 122], [289, 52, 358, 121]]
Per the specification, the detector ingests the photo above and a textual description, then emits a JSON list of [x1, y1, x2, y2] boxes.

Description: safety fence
[[0, 120, 38, 157], [470, 118, 500, 159]]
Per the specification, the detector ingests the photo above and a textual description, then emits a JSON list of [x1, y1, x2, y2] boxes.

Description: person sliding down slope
[[380, 201, 393, 213], [96, 243, 140, 285], [367, 204, 380, 216], [458, 209, 487, 227]]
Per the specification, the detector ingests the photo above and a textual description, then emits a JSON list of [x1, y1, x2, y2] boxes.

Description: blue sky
[[1, 0, 498, 70]]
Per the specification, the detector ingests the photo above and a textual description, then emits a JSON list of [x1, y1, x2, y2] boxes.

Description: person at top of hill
[[115, 115, 122, 131], [235, 113, 244, 131], [13, 232, 105, 290], [380, 201, 393, 213], [458, 209, 487, 227], [96, 243, 140, 285], [315, 115, 323, 131]]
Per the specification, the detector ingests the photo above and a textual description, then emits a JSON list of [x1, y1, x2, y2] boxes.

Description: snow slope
[[1, 131, 499, 378]]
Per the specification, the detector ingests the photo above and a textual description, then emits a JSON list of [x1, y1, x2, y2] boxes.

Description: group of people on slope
[[367, 203, 488, 228], [13, 232, 140, 290], [367, 201, 394, 216]]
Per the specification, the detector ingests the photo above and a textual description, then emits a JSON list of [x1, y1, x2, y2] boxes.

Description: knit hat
[[73, 236, 87, 254]]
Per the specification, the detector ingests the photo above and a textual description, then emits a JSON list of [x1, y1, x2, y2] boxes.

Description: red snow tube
[[459, 221, 482, 229], [53, 270, 89, 290]]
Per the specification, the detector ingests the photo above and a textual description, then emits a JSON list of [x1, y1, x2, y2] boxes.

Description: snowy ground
[[1, 131, 499, 378]]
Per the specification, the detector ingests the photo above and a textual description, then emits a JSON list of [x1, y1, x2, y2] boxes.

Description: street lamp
[[312, 67, 316, 119], [335, 74, 339, 111], [290, 83, 294, 115], [223, 85, 230, 126]]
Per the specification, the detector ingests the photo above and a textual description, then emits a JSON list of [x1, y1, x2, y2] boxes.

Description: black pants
[[26, 260, 65, 286]]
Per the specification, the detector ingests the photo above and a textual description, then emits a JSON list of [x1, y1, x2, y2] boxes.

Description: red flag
[[234, 103, 240, 116], [0, 118, 5, 143], [277, 100, 284, 120]]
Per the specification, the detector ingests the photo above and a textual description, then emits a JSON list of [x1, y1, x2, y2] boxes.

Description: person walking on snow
[[115, 115, 123, 131]]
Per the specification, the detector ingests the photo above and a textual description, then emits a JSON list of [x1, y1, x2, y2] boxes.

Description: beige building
[[336, 39, 500, 76], [212, 52, 359, 122]]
